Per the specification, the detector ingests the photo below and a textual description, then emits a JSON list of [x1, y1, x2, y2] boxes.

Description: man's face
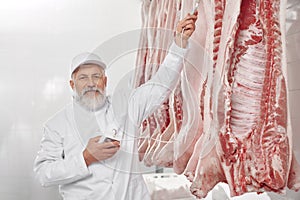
[[70, 64, 107, 111]]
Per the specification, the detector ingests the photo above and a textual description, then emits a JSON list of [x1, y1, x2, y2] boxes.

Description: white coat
[[33, 42, 188, 200]]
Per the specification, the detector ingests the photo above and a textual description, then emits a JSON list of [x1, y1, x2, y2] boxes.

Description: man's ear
[[70, 79, 75, 90], [104, 76, 107, 87]]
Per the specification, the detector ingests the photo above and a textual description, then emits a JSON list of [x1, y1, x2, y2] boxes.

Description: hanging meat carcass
[[135, 0, 209, 173], [134, 0, 300, 198]]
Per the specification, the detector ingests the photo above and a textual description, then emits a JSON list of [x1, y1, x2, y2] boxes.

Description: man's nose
[[86, 77, 96, 87]]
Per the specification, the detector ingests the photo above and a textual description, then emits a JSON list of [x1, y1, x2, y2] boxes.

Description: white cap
[[71, 52, 106, 77]]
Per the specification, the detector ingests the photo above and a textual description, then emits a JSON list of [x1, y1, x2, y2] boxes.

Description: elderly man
[[34, 13, 197, 200]]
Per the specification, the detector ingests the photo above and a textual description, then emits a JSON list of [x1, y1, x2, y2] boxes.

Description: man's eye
[[79, 77, 87, 80]]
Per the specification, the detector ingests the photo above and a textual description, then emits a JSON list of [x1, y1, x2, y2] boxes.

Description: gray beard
[[73, 87, 106, 112]]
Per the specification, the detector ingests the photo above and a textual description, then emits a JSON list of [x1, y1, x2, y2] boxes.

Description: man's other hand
[[83, 136, 120, 166]]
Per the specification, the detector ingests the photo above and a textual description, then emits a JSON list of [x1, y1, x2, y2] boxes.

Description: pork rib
[[217, 0, 295, 196]]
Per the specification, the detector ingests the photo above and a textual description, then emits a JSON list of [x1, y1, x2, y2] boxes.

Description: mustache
[[81, 87, 104, 96]]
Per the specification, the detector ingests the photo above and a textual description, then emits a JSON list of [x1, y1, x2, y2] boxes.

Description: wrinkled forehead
[[72, 64, 105, 77]]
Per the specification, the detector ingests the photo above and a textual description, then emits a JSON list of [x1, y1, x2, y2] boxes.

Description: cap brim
[[71, 60, 106, 76]]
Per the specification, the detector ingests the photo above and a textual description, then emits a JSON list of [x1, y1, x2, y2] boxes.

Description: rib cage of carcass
[[134, 0, 300, 198]]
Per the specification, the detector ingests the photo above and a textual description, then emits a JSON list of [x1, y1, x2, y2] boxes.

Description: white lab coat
[[34, 42, 188, 200]]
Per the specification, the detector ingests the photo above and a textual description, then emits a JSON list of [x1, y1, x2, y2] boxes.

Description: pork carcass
[[135, 0, 300, 198]]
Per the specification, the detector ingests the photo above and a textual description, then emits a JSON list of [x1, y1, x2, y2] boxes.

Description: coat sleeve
[[128, 42, 188, 126], [33, 125, 91, 187]]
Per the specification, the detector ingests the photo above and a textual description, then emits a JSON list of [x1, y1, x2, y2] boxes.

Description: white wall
[[287, 1, 300, 153], [285, 2, 300, 198], [0, 0, 142, 199]]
